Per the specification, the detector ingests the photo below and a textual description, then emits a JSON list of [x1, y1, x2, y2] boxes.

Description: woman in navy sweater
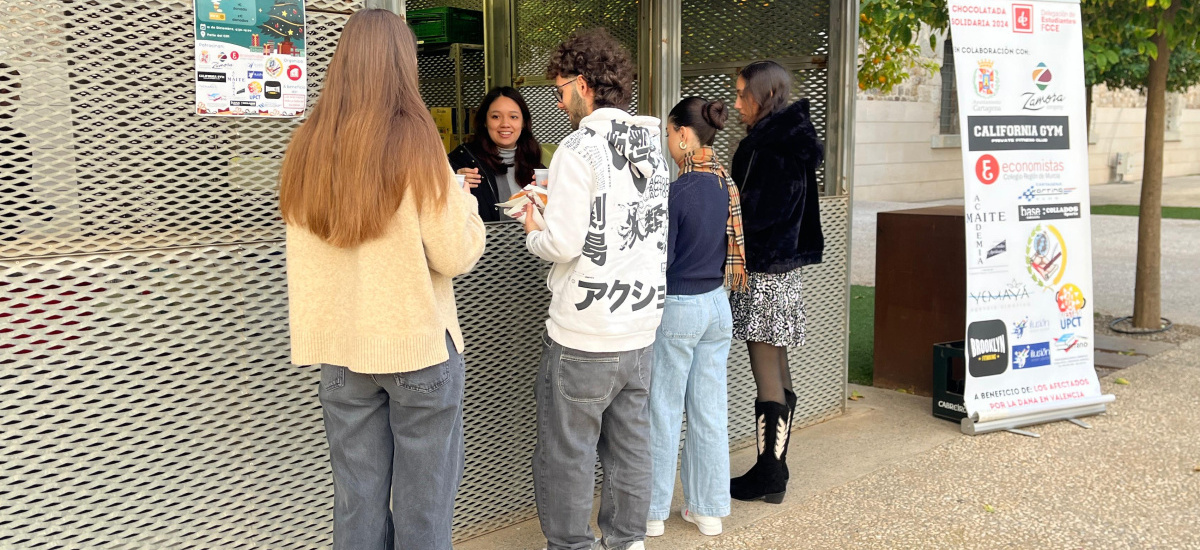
[[646, 97, 747, 540]]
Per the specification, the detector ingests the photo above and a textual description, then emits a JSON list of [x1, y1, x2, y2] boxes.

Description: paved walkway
[[851, 177, 1200, 326], [1090, 175, 1200, 207], [699, 339, 1200, 550]]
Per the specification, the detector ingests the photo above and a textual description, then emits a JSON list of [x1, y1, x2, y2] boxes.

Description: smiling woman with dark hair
[[449, 86, 544, 222]]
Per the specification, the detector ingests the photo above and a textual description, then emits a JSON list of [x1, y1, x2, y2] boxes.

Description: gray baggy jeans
[[533, 332, 654, 550], [318, 332, 465, 550]]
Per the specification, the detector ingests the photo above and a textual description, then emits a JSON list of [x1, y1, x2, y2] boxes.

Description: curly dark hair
[[545, 28, 635, 110]]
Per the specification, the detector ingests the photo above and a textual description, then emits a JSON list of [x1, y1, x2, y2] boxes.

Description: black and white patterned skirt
[[730, 267, 807, 347]]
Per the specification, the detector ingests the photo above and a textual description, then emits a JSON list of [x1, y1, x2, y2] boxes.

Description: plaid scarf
[[679, 147, 748, 292]]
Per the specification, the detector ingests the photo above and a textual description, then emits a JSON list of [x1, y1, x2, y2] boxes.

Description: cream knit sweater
[[286, 179, 486, 373]]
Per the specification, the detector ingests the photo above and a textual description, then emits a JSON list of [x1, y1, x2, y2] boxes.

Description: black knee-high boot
[[730, 400, 791, 504], [783, 388, 796, 480]]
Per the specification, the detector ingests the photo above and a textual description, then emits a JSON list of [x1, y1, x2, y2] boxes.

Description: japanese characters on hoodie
[[526, 108, 671, 353]]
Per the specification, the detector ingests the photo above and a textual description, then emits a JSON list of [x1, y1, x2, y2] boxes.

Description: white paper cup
[[534, 169, 549, 187], [454, 174, 467, 188]]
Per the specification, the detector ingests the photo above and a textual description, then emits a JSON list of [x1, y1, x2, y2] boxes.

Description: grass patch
[[1091, 205, 1200, 220], [849, 285, 875, 386]]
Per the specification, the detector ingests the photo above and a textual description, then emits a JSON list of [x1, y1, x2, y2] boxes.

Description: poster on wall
[[193, 0, 307, 117], [949, 0, 1107, 421]]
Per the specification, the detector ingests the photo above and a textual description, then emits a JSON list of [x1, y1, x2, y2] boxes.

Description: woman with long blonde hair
[[279, 9, 485, 549]]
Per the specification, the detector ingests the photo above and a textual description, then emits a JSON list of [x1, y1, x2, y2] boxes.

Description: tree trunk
[[1132, 25, 1174, 329], [1085, 84, 1093, 142]]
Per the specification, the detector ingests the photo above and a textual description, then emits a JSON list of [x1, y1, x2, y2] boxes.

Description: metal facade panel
[[0, 0, 849, 546], [513, 0, 640, 80]]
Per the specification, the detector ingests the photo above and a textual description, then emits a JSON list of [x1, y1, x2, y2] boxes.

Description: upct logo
[[1013, 4, 1034, 33]]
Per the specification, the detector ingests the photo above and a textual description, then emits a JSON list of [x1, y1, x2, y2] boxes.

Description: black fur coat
[[731, 99, 825, 274]]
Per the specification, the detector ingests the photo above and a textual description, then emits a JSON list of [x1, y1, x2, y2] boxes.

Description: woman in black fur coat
[[727, 60, 825, 505]]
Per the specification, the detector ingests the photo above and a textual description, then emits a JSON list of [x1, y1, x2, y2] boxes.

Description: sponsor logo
[[1013, 342, 1052, 369], [247, 70, 264, 79], [968, 196, 1008, 275], [938, 400, 968, 414], [199, 50, 211, 64], [230, 51, 240, 61], [987, 241, 1007, 259], [230, 100, 257, 107], [1000, 158, 1066, 184], [1018, 182, 1076, 202], [968, 115, 1070, 151], [1056, 283, 1087, 329], [287, 64, 303, 81], [1032, 62, 1052, 90], [1018, 203, 1081, 221], [265, 57, 284, 78], [968, 320, 1009, 377], [264, 81, 282, 99], [197, 71, 227, 83], [969, 280, 1032, 308], [1012, 316, 1052, 339], [1054, 333, 1090, 353], [1021, 62, 1065, 111], [976, 154, 1000, 185], [1013, 4, 1034, 33], [1027, 224, 1067, 289], [976, 59, 999, 98], [247, 81, 263, 94]]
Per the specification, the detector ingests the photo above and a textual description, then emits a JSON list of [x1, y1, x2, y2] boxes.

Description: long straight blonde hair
[[279, 9, 447, 248]]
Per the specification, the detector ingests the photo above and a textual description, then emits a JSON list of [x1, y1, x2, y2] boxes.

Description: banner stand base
[[961, 395, 1115, 436]]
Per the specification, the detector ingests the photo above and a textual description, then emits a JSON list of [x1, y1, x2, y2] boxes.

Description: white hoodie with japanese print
[[525, 108, 671, 353]]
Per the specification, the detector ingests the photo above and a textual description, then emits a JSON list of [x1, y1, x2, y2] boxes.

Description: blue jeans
[[648, 286, 733, 520], [533, 333, 654, 550], [318, 333, 465, 550]]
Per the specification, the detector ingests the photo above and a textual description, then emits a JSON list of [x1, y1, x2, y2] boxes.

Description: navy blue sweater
[[666, 171, 729, 295]]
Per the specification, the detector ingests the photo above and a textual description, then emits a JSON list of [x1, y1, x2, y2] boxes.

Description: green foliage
[[859, 0, 1200, 94], [1083, 0, 1200, 90], [858, 0, 947, 94]]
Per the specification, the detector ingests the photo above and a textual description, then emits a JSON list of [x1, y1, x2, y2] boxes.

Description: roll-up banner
[[948, 0, 1112, 433]]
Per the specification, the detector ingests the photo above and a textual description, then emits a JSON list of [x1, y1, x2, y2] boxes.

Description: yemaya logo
[[968, 320, 1009, 377], [976, 59, 999, 98], [1012, 342, 1052, 369], [1013, 4, 1034, 33]]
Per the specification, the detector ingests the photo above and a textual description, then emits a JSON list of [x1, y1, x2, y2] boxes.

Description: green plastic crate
[[406, 7, 484, 45]]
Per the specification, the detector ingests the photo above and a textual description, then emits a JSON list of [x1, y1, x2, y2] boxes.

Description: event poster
[[949, 0, 1101, 417], [194, 0, 307, 117]]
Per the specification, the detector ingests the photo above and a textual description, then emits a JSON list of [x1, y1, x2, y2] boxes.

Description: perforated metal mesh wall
[[1, 0, 847, 547], [513, 0, 640, 80]]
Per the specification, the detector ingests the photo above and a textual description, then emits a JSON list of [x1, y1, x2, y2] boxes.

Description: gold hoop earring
[[679, 141, 688, 150]]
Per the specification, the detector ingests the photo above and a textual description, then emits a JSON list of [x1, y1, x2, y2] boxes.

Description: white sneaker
[[646, 519, 665, 537], [626, 543, 646, 550], [681, 508, 723, 536]]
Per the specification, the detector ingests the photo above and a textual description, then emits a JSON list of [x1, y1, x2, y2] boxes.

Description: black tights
[[747, 341, 792, 406]]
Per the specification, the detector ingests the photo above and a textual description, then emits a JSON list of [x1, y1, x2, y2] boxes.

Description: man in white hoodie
[[522, 28, 670, 550]]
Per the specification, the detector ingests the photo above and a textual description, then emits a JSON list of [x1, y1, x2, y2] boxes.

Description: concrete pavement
[[700, 339, 1200, 550], [1089, 175, 1200, 207]]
